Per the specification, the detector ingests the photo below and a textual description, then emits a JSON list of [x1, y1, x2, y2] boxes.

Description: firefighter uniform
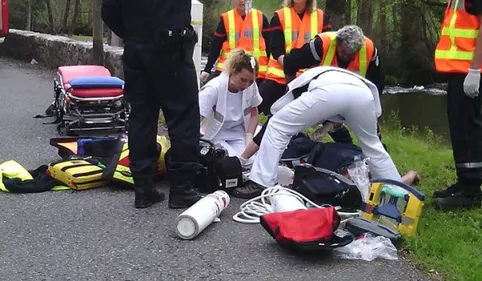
[[256, 6, 331, 116], [101, 0, 202, 209], [203, 8, 270, 85], [433, 0, 482, 209]]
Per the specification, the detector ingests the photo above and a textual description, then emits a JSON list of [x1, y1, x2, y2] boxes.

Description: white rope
[[232, 185, 360, 224]]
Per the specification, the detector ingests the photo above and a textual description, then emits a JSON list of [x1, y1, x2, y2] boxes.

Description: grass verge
[[377, 111, 482, 281]]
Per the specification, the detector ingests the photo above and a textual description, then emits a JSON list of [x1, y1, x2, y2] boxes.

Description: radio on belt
[[175, 190, 230, 240]]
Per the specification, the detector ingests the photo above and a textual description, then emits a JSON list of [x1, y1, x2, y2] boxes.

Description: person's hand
[[245, 133, 253, 145], [238, 156, 248, 166], [463, 69, 480, 98], [200, 71, 210, 83]]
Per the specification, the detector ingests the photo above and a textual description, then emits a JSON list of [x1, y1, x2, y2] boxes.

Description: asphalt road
[[0, 56, 429, 281]]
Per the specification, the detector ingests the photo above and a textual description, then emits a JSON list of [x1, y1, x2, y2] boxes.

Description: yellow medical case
[[47, 160, 106, 190]]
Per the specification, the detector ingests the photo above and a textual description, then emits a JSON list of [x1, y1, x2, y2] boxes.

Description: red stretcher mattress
[[58, 65, 124, 99]]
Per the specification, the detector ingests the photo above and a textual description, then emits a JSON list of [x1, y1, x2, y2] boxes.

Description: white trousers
[[213, 138, 246, 157], [249, 83, 402, 188]]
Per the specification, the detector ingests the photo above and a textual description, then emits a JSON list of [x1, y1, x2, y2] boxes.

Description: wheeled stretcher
[[52, 65, 129, 136]]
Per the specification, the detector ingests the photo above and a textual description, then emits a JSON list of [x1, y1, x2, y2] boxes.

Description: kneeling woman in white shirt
[[199, 48, 263, 158]]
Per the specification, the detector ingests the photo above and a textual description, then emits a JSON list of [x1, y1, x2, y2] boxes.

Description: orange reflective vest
[[215, 8, 268, 79], [265, 7, 325, 85], [318, 32, 375, 77], [434, 0, 480, 73]]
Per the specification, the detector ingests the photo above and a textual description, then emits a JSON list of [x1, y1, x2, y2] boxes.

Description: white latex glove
[[200, 71, 210, 83], [238, 156, 248, 166], [245, 133, 253, 144], [463, 69, 481, 98]]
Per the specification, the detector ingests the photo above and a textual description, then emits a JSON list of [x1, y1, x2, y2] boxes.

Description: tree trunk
[[62, 0, 72, 34], [45, 0, 55, 34], [68, 0, 81, 37], [325, 0, 347, 30], [92, 0, 104, 65], [25, 0, 32, 31], [357, 0, 373, 37], [379, 0, 387, 48]]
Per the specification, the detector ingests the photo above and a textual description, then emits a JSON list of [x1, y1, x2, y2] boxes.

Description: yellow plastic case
[[48, 160, 105, 190]]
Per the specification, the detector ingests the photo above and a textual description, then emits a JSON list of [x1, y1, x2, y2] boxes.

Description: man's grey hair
[[336, 25, 365, 54]]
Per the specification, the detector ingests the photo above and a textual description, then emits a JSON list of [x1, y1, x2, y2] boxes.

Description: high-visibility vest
[[215, 8, 268, 79], [318, 32, 375, 77], [434, 0, 480, 73], [109, 135, 170, 186], [265, 7, 325, 85]]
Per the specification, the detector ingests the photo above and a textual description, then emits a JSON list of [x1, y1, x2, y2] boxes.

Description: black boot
[[134, 183, 166, 209], [168, 182, 203, 209], [166, 167, 203, 209], [433, 182, 481, 210], [433, 181, 465, 198]]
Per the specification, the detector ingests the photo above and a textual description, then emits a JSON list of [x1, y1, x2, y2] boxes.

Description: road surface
[[0, 56, 428, 281]]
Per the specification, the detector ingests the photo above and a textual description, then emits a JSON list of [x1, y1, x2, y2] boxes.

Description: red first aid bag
[[260, 207, 353, 252]]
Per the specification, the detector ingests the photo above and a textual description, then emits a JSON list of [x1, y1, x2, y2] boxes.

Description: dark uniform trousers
[[122, 40, 201, 188], [447, 73, 482, 185]]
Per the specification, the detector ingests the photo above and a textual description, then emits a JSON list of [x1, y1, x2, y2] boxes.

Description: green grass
[[260, 110, 482, 281], [71, 35, 108, 43], [377, 111, 482, 281]]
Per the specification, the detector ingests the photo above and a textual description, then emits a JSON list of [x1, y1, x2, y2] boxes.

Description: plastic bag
[[332, 233, 398, 261], [347, 157, 371, 203]]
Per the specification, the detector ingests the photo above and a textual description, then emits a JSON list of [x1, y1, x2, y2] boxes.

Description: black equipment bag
[[196, 139, 228, 193], [291, 164, 363, 210], [214, 156, 243, 192]]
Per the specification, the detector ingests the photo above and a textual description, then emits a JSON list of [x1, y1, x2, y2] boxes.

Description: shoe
[[433, 182, 466, 198], [232, 181, 265, 199], [168, 186, 203, 209], [433, 191, 481, 210], [134, 185, 166, 209]]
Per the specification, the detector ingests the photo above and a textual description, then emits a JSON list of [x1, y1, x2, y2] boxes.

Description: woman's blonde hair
[[283, 0, 316, 12], [223, 48, 259, 76]]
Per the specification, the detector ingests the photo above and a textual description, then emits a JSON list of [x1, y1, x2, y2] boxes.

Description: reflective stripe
[[283, 8, 292, 52], [227, 10, 236, 49], [267, 67, 285, 77], [114, 165, 134, 184], [359, 43, 368, 77], [252, 10, 260, 55], [310, 11, 318, 39], [52, 185, 71, 191], [310, 39, 321, 61], [322, 32, 337, 66], [214, 111, 225, 122], [456, 162, 482, 168]]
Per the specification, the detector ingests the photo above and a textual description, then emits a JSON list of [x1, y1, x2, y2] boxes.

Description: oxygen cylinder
[[175, 190, 230, 240], [270, 185, 308, 213]]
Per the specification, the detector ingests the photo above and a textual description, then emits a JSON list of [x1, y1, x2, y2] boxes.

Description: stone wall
[[0, 29, 125, 78]]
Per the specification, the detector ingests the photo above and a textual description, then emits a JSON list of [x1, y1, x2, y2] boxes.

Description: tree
[[92, 0, 104, 65]]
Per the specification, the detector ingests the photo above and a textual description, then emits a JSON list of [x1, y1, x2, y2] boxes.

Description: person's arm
[[365, 47, 385, 96], [470, 15, 482, 70], [261, 14, 272, 60], [101, 0, 125, 39], [203, 17, 227, 73], [246, 84, 263, 140], [269, 13, 285, 65], [283, 35, 323, 83]]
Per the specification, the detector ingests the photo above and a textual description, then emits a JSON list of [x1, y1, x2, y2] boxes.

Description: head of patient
[[223, 48, 259, 92]]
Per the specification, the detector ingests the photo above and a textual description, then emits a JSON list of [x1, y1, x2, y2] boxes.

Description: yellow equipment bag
[[48, 160, 105, 190]]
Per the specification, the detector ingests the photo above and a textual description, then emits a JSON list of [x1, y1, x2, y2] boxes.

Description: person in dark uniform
[[432, 0, 482, 210], [101, 0, 203, 209]]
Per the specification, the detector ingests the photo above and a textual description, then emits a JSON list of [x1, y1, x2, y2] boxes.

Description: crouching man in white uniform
[[232, 65, 403, 199], [199, 48, 263, 162]]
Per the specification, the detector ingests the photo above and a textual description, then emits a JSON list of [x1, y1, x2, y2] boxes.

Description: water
[[381, 86, 449, 144], [199, 56, 450, 144]]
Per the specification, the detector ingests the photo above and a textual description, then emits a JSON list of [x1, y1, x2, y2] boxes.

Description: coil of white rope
[[232, 185, 360, 224]]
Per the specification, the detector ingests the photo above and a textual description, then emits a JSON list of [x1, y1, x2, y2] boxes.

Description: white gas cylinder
[[175, 190, 230, 240]]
